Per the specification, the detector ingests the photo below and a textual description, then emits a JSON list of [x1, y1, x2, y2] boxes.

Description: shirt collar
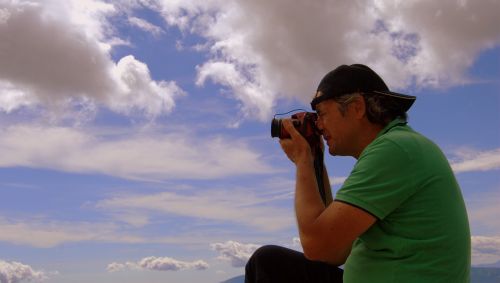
[[376, 117, 407, 139]]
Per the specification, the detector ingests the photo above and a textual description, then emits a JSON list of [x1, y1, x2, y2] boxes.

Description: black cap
[[310, 64, 416, 111]]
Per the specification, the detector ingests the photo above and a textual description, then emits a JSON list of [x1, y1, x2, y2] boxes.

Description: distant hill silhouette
[[221, 268, 500, 283], [471, 267, 500, 283], [220, 275, 244, 283]]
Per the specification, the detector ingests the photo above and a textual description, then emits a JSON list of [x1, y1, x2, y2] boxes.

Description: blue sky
[[0, 1, 499, 282]]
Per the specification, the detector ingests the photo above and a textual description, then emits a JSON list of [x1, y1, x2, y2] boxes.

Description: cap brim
[[310, 92, 336, 110], [372, 90, 416, 112]]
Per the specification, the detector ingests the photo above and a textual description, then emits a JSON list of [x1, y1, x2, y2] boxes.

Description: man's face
[[314, 93, 357, 156]]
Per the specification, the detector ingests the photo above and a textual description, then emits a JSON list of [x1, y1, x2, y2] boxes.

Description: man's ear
[[350, 94, 366, 119]]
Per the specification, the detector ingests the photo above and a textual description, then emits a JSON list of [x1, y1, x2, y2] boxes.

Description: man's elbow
[[301, 239, 347, 266]]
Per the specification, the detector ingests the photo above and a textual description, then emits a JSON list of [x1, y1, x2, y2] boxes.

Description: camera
[[271, 111, 327, 204], [271, 111, 319, 144]]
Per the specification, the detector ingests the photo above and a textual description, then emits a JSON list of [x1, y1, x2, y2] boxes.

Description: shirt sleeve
[[335, 137, 418, 220]]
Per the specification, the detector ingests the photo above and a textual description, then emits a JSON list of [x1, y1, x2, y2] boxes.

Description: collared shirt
[[336, 118, 471, 283]]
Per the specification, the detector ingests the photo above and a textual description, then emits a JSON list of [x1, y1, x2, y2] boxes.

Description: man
[[245, 64, 471, 282]]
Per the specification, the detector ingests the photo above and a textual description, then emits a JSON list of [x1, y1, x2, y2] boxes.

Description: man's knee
[[247, 245, 280, 268], [245, 245, 284, 283]]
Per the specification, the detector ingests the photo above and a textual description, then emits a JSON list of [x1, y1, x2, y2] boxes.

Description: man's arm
[[280, 120, 376, 265]]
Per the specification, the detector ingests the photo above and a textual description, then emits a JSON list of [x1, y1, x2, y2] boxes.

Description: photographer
[[245, 64, 470, 282]]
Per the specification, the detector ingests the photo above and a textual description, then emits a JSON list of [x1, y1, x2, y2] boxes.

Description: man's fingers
[[283, 119, 301, 139]]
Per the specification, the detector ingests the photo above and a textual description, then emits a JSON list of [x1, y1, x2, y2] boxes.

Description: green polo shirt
[[336, 118, 470, 283]]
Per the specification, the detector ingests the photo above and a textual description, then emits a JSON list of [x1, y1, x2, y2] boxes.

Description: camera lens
[[270, 118, 282, 138]]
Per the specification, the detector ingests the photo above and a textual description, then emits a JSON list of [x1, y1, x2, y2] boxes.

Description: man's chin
[[329, 147, 348, 157]]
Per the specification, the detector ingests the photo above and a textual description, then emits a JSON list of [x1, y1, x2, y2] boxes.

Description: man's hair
[[335, 92, 408, 126]]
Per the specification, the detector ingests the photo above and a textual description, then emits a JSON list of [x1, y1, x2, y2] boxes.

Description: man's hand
[[279, 119, 314, 165]]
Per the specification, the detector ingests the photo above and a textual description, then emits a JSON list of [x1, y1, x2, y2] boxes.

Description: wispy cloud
[[466, 189, 500, 235], [95, 186, 294, 231], [0, 215, 280, 249], [107, 256, 208, 272], [450, 147, 500, 173], [472, 236, 500, 266], [0, 217, 143, 248], [0, 260, 50, 283], [0, 124, 276, 180], [128, 16, 164, 36], [465, 188, 500, 265], [211, 241, 260, 267]]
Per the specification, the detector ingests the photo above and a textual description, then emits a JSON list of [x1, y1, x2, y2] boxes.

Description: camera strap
[[313, 145, 327, 206]]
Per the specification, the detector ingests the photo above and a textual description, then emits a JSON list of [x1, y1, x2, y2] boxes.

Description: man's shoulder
[[375, 124, 436, 153]]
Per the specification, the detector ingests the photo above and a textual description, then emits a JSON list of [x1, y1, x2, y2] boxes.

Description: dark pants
[[245, 245, 343, 283]]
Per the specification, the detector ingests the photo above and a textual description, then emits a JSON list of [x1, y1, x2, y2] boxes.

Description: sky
[[0, 0, 499, 282]]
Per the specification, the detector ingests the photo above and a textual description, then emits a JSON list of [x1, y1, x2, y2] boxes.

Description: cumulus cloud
[[106, 262, 132, 273], [0, 124, 275, 180], [0, 0, 183, 118], [472, 236, 500, 266], [211, 241, 260, 267], [450, 147, 500, 173], [372, 1, 500, 87], [110, 55, 184, 117], [0, 260, 48, 283], [107, 256, 208, 272], [4, 0, 499, 122], [150, 0, 500, 121], [3, 0, 500, 122]]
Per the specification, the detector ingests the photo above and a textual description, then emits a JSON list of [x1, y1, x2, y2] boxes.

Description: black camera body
[[271, 111, 319, 146]]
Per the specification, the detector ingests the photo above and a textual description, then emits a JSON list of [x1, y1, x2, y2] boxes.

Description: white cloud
[[0, 124, 275, 180], [152, 0, 500, 121], [0, 0, 182, 118], [0, 214, 279, 249], [372, 0, 500, 87], [472, 236, 500, 266], [0, 81, 37, 112], [128, 16, 164, 36], [110, 55, 184, 118], [0, 260, 48, 283], [330, 176, 347, 186], [196, 61, 274, 121], [450, 148, 500, 173], [5, 1, 498, 122], [95, 187, 294, 231], [210, 241, 260, 267], [107, 256, 208, 272], [292, 237, 302, 249], [0, 217, 143, 248], [466, 190, 500, 236], [106, 262, 130, 273], [139, 256, 209, 271]]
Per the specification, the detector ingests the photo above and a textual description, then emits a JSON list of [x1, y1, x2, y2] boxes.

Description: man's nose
[[315, 119, 324, 133]]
